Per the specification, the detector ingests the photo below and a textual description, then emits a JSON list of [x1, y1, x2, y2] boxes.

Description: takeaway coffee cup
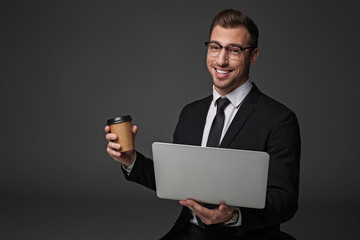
[[107, 115, 134, 152]]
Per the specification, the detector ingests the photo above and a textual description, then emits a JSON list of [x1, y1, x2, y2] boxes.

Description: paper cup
[[107, 116, 134, 152]]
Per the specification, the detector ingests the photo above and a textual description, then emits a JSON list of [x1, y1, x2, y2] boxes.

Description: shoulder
[[258, 92, 293, 114], [250, 84, 299, 128], [252, 84, 295, 115]]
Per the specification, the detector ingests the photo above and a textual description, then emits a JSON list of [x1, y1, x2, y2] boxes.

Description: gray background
[[1, 0, 359, 239]]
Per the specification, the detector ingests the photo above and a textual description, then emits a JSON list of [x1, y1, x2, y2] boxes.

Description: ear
[[250, 48, 259, 65]]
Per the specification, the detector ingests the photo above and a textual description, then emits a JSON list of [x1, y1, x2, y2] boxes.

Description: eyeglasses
[[205, 41, 253, 59]]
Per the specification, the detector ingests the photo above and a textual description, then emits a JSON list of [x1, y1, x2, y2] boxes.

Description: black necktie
[[206, 97, 231, 147], [196, 97, 230, 229]]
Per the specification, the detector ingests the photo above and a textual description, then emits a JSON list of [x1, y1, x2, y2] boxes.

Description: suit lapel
[[220, 83, 261, 148]]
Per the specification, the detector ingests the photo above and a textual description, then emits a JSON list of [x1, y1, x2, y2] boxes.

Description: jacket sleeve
[[121, 151, 156, 191]]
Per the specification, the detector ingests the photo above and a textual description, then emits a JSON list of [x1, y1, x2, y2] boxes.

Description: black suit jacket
[[122, 83, 301, 239]]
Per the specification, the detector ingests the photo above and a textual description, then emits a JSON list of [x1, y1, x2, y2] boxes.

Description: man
[[105, 9, 300, 240]]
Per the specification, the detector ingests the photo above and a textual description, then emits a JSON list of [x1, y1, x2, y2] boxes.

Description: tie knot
[[216, 97, 230, 112]]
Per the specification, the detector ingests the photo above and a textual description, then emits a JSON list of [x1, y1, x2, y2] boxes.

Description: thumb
[[219, 204, 231, 212]]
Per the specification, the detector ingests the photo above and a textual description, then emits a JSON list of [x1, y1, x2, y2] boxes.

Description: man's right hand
[[105, 125, 137, 167]]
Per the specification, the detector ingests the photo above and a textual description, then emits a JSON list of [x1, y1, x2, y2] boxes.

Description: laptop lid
[[152, 142, 269, 209]]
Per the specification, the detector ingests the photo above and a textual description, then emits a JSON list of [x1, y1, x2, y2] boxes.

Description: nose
[[216, 48, 229, 66]]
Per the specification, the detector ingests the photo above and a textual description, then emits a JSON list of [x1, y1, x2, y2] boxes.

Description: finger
[[186, 204, 205, 217], [185, 199, 203, 211], [104, 125, 110, 133], [106, 133, 117, 141], [185, 200, 212, 219], [179, 200, 200, 213], [132, 125, 138, 135], [108, 142, 121, 150], [107, 147, 121, 157]]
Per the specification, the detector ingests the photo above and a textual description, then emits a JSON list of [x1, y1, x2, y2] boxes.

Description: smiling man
[[105, 9, 300, 240]]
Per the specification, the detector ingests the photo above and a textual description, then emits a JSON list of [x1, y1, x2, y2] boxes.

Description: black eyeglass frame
[[204, 41, 253, 57]]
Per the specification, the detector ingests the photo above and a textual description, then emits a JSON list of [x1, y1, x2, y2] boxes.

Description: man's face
[[206, 25, 259, 96]]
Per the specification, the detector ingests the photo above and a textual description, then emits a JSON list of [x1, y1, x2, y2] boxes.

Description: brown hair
[[209, 9, 259, 48]]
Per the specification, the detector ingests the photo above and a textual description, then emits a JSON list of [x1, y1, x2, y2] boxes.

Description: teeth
[[216, 69, 229, 74]]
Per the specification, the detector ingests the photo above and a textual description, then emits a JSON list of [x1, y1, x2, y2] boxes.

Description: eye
[[229, 47, 241, 54], [209, 43, 220, 50]]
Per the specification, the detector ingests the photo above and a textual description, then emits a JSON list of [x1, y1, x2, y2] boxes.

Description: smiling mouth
[[215, 68, 232, 74]]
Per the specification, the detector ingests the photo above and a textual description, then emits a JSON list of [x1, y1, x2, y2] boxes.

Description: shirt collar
[[212, 79, 253, 108]]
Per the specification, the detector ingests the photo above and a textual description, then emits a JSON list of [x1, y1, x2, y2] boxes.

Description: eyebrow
[[209, 41, 243, 48]]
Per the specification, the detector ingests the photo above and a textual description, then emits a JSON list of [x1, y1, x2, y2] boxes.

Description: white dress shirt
[[189, 80, 253, 226], [201, 80, 253, 147]]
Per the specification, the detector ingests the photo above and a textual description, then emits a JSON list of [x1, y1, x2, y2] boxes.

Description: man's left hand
[[179, 199, 234, 225]]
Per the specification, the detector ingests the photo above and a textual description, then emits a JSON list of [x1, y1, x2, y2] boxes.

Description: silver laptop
[[152, 142, 269, 209]]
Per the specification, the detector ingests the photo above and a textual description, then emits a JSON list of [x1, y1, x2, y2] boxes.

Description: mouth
[[214, 68, 232, 77]]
